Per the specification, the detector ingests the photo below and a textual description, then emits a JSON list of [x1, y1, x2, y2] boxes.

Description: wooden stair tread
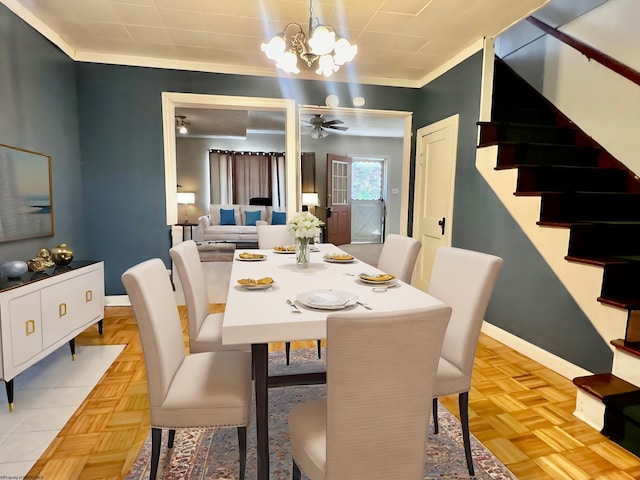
[[611, 339, 640, 358], [597, 296, 640, 310], [573, 373, 640, 399]]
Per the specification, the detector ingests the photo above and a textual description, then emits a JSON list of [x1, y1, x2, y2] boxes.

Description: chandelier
[[261, 0, 357, 77]]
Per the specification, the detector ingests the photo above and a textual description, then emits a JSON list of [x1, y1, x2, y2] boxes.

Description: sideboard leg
[[69, 338, 76, 360], [98, 319, 103, 335], [5, 380, 13, 412]]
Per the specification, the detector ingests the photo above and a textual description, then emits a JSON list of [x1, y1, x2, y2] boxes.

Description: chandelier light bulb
[[333, 38, 357, 65], [277, 50, 300, 74], [308, 26, 335, 56], [261, 35, 286, 60]]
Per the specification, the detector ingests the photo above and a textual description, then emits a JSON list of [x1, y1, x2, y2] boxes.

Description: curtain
[[209, 150, 285, 206]]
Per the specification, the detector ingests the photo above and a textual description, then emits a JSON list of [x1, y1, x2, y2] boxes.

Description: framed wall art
[[0, 144, 54, 243]]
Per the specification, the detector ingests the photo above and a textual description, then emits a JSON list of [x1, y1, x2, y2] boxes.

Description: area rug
[[126, 349, 517, 480]]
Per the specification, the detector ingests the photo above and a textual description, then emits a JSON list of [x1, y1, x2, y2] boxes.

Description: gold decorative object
[[51, 244, 74, 266], [28, 248, 55, 271]]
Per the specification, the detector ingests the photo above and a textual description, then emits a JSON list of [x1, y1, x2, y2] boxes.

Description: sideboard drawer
[[41, 269, 103, 349], [8, 291, 43, 368]]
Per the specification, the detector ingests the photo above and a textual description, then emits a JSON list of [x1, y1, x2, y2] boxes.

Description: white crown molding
[[417, 37, 485, 86]]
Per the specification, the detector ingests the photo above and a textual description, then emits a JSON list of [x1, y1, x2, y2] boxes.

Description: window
[[352, 159, 383, 200]]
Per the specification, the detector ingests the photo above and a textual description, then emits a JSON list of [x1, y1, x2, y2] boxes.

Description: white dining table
[[222, 243, 445, 480]]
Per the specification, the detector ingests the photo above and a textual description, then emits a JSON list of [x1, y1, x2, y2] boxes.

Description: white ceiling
[[3, 0, 550, 89]]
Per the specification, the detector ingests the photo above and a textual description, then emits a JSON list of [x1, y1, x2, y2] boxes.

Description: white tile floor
[[0, 344, 124, 478]]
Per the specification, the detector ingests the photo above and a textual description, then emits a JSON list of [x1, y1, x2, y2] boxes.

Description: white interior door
[[412, 114, 459, 290]]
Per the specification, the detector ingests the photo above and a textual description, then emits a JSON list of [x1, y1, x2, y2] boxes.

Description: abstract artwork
[[0, 144, 53, 243]]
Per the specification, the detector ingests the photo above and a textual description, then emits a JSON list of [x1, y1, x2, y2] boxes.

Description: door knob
[[438, 217, 446, 235]]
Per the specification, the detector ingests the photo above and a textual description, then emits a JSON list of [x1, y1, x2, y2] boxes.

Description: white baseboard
[[481, 321, 592, 380], [105, 295, 131, 306]]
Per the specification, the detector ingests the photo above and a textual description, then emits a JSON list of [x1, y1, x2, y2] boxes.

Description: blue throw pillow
[[271, 211, 286, 225], [245, 210, 261, 226], [220, 208, 236, 225]]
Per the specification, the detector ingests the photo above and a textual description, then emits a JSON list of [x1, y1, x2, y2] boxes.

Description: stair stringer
[[475, 146, 628, 348]]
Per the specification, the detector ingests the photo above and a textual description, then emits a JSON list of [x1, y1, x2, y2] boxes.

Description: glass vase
[[295, 237, 310, 269]]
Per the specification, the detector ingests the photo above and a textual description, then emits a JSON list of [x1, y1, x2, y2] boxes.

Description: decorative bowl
[[3, 261, 28, 279]]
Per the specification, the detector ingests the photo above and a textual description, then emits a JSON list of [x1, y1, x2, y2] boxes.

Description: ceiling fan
[[304, 114, 349, 139], [175, 115, 190, 134]]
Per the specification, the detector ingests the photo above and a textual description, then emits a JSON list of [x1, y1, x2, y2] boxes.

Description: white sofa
[[198, 204, 286, 242]]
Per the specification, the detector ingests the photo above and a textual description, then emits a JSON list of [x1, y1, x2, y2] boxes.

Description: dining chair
[[428, 246, 503, 476], [169, 240, 249, 353], [256, 224, 321, 365], [122, 258, 252, 480], [376, 233, 422, 283], [256, 224, 293, 249], [289, 305, 452, 480]]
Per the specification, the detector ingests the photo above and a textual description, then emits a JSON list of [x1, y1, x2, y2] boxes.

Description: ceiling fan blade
[[327, 125, 349, 131], [322, 119, 344, 126]]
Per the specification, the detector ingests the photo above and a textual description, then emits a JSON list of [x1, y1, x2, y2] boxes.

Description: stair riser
[[496, 144, 599, 169], [612, 349, 640, 387], [540, 195, 640, 223], [600, 264, 640, 301], [517, 168, 627, 194], [479, 124, 576, 146], [568, 225, 640, 258], [574, 389, 606, 431]]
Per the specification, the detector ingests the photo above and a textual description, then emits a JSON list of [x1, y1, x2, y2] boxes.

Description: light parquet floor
[[26, 305, 640, 480]]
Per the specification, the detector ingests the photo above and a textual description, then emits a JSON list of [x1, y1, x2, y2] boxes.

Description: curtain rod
[[209, 149, 285, 156]]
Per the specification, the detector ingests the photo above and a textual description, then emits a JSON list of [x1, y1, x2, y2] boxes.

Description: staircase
[[478, 58, 640, 457]]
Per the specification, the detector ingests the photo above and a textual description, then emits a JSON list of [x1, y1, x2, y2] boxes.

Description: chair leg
[[286, 341, 291, 365], [293, 459, 302, 480], [237, 426, 247, 480], [317, 339, 322, 359], [432, 397, 439, 434], [150, 427, 162, 480], [459, 392, 475, 476], [167, 429, 176, 448]]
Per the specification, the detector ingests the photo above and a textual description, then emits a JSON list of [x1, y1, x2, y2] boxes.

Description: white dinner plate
[[240, 283, 273, 290], [323, 254, 355, 263], [236, 254, 267, 261], [297, 290, 358, 310], [358, 276, 398, 286]]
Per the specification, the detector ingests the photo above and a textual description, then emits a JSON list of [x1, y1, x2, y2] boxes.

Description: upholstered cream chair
[[255, 225, 321, 365], [122, 258, 252, 480], [376, 234, 422, 283], [169, 240, 249, 353], [256, 223, 293, 249], [428, 246, 503, 476], [288, 305, 452, 480]]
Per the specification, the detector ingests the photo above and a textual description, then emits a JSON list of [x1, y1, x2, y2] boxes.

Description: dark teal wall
[[414, 52, 612, 373], [0, 5, 85, 264], [75, 64, 419, 295], [0, 2, 612, 373]]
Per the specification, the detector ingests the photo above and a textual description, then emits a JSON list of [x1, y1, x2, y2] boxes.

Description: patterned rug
[[125, 349, 516, 480]]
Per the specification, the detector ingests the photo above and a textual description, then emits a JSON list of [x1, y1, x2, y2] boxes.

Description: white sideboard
[[0, 261, 105, 410]]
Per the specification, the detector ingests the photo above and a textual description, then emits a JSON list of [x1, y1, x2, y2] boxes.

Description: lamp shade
[[176, 192, 195, 204], [301, 192, 319, 206]]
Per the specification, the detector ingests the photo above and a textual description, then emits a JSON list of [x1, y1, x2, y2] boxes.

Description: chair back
[[249, 197, 272, 206], [122, 258, 185, 408], [428, 247, 503, 380], [325, 305, 451, 480], [169, 240, 210, 342], [376, 234, 421, 283], [256, 224, 293, 249]]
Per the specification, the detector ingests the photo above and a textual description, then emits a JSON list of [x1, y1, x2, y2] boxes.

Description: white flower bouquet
[[287, 211, 322, 268], [287, 211, 322, 239]]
